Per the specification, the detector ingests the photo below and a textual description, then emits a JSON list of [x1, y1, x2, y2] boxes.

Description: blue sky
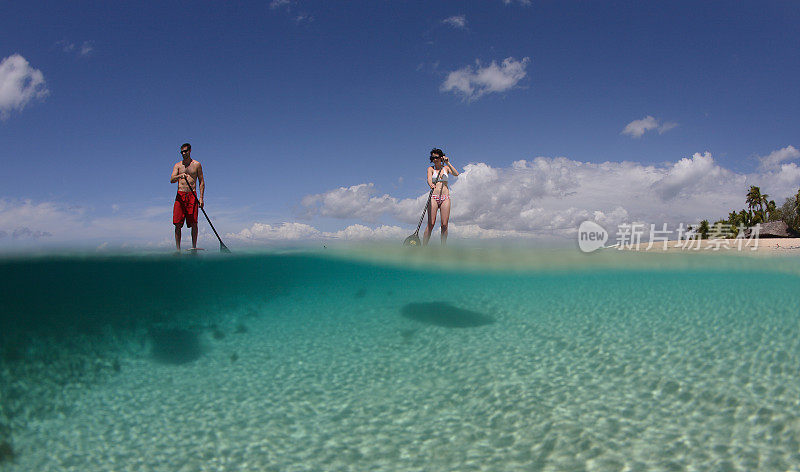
[[2, 1, 799, 247]]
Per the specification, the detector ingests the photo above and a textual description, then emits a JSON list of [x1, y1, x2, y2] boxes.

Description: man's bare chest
[[179, 162, 199, 179]]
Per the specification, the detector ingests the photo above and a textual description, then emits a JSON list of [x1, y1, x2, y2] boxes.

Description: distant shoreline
[[618, 237, 800, 254]]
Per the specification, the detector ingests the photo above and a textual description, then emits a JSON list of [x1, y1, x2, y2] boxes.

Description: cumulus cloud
[[442, 15, 467, 29], [0, 199, 80, 231], [441, 57, 530, 102], [324, 224, 407, 241], [301, 151, 800, 239], [6, 149, 800, 247], [758, 145, 800, 170], [227, 222, 320, 241], [651, 152, 737, 200], [301, 183, 398, 222], [621, 116, 678, 138], [0, 54, 49, 119], [0, 199, 185, 248], [622, 116, 658, 138], [226, 222, 408, 243], [224, 221, 529, 242]]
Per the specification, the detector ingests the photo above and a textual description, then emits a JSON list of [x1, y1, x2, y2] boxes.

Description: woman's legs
[[423, 198, 439, 245], [439, 197, 451, 244]]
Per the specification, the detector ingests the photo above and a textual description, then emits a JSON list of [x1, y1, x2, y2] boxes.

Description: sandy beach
[[620, 237, 800, 254]]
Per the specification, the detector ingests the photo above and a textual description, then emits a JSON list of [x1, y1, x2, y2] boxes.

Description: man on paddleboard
[[170, 143, 204, 251]]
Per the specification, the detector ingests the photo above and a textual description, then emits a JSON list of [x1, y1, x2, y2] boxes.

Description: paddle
[[183, 176, 231, 253], [403, 184, 437, 247]]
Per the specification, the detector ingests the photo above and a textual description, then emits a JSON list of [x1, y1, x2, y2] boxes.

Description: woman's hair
[[429, 148, 444, 161]]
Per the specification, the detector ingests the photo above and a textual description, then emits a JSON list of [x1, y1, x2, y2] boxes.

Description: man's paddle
[[183, 176, 231, 253], [403, 185, 436, 247]]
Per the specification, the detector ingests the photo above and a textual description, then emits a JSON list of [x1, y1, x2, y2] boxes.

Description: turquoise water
[[1, 249, 799, 471]]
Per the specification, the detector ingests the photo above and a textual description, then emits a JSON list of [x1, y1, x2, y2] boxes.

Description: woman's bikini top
[[432, 166, 449, 182]]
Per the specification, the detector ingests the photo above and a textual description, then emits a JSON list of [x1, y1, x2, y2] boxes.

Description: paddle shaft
[[414, 186, 436, 235], [414, 174, 449, 235], [183, 176, 230, 252]]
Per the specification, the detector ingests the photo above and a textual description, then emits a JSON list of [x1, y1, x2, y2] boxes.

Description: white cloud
[[5, 149, 800, 248], [325, 224, 407, 240], [442, 15, 467, 29], [57, 40, 76, 53], [0, 199, 81, 231], [301, 183, 398, 222], [445, 223, 533, 239], [621, 116, 657, 138], [758, 145, 800, 170], [658, 121, 678, 134], [651, 152, 736, 200], [226, 221, 527, 242], [441, 57, 530, 102], [301, 151, 800, 238], [56, 40, 94, 57], [227, 222, 319, 241], [269, 0, 294, 9], [621, 116, 678, 138], [0, 54, 49, 119], [79, 41, 94, 56], [0, 199, 191, 248]]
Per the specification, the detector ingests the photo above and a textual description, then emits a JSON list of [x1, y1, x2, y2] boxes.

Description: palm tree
[[739, 209, 751, 226], [765, 199, 778, 221], [746, 186, 762, 220], [760, 193, 770, 220], [698, 220, 710, 239], [796, 189, 800, 215]]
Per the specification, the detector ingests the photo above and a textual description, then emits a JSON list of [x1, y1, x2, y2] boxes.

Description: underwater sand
[[1, 248, 799, 471]]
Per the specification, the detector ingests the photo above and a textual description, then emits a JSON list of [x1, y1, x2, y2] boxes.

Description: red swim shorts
[[173, 191, 198, 227]]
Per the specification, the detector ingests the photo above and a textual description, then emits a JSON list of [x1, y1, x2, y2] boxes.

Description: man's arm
[[196, 163, 205, 207], [170, 163, 182, 183]]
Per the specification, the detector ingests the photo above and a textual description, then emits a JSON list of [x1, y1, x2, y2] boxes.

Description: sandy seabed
[[5, 264, 800, 472]]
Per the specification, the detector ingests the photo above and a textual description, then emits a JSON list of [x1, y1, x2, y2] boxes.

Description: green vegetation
[[703, 186, 800, 238]]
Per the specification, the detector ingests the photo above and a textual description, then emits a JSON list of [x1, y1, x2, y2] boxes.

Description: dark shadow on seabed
[[148, 327, 204, 364], [401, 302, 495, 328]]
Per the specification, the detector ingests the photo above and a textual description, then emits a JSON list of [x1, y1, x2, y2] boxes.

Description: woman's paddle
[[183, 176, 231, 253], [403, 185, 437, 247]]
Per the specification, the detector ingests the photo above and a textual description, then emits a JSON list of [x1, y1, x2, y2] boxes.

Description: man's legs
[[191, 223, 198, 249], [175, 224, 182, 250]]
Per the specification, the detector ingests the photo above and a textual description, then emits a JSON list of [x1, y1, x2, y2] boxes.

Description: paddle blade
[[220, 242, 231, 253], [403, 234, 421, 247]]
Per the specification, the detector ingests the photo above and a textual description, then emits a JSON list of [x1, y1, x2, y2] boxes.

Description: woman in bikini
[[423, 148, 459, 245]]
